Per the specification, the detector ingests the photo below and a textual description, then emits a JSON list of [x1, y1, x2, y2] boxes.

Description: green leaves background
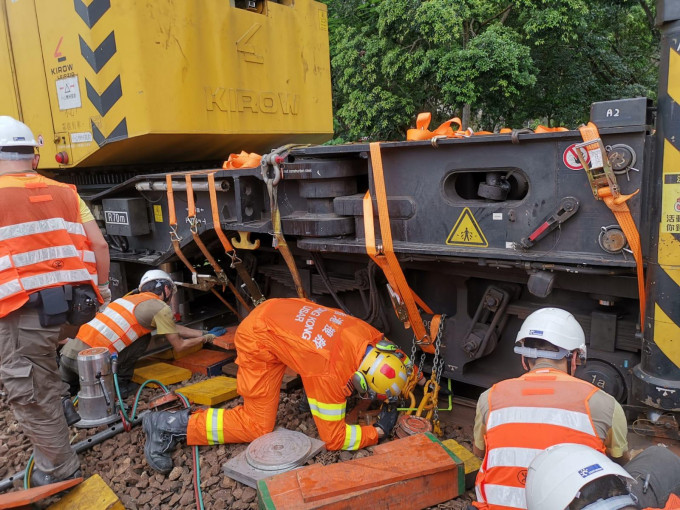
[[322, 0, 658, 142]]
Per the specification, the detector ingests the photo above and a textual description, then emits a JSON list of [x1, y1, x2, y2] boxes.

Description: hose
[[21, 369, 205, 510], [113, 371, 205, 510]]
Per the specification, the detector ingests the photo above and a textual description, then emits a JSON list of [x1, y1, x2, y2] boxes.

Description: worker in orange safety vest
[[60, 270, 217, 398], [526, 443, 680, 510], [0, 116, 111, 487], [141, 297, 410, 474], [473, 308, 630, 510]]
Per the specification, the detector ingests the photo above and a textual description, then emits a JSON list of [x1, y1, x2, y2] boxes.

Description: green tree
[[322, 0, 658, 141]]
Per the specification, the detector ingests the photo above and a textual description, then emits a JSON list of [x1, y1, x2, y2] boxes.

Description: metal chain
[[431, 315, 446, 423]]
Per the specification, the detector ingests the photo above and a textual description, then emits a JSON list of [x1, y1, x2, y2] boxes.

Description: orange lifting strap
[[166, 174, 242, 320], [222, 151, 262, 170], [185, 174, 252, 315], [364, 142, 441, 353], [206, 173, 265, 305], [406, 112, 568, 141], [578, 123, 646, 327]]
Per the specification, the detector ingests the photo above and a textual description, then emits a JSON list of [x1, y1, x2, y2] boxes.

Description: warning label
[[56, 76, 81, 110], [446, 208, 488, 247], [662, 173, 680, 233], [563, 143, 589, 170]]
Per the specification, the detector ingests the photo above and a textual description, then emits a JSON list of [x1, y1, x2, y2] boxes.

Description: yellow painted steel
[[654, 48, 680, 370], [0, 0, 332, 169], [653, 304, 680, 369]]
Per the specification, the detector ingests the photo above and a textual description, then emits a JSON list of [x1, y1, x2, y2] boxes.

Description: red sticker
[[563, 143, 589, 170]]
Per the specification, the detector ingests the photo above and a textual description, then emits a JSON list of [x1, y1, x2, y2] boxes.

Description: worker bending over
[[143, 297, 409, 474], [60, 270, 219, 398], [526, 443, 680, 510], [473, 308, 629, 510], [0, 117, 110, 486]]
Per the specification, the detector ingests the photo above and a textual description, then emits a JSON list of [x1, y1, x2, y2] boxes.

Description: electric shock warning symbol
[[446, 208, 488, 247]]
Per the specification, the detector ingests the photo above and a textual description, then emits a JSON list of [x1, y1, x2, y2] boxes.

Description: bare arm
[[175, 324, 204, 339], [83, 220, 110, 284], [165, 332, 209, 353]]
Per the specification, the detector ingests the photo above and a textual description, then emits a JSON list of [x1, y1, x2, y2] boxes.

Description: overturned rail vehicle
[[3, 0, 679, 432], [90, 89, 679, 429]]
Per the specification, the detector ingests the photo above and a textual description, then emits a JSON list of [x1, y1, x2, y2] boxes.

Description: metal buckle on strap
[[169, 226, 182, 242], [573, 137, 620, 199]]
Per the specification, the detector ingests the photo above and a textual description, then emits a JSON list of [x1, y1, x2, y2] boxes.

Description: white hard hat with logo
[[139, 269, 176, 294], [526, 443, 635, 510], [0, 116, 39, 160], [514, 307, 587, 361]]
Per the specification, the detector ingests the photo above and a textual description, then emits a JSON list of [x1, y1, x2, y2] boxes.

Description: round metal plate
[[395, 415, 432, 438], [246, 430, 312, 471]]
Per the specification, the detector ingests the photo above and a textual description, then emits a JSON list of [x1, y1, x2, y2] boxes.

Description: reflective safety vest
[[77, 293, 160, 354], [475, 369, 606, 510], [0, 173, 99, 318]]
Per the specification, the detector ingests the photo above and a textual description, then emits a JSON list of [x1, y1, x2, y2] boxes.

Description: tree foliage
[[322, 0, 658, 141]]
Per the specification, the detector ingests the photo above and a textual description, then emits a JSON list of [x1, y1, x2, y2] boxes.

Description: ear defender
[[351, 371, 368, 394]]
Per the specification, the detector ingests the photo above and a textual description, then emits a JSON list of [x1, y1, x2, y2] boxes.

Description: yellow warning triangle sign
[[446, 207, 488, 247]]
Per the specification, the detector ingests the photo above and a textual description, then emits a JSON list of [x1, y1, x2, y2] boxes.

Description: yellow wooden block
[[176, 376, 239, 406], [442, 438, 482, 489], [132, 362, 192, 388], [47, 474, 124, 510]]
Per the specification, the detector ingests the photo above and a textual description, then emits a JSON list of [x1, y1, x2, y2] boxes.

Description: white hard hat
[[514, 308, 587, 361], [0, 116, 39, 160], [526, 443, 634, 510], [138, 269, 176, 293]]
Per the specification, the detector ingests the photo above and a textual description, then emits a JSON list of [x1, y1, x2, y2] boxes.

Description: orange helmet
[[352, 346, 409, 401]]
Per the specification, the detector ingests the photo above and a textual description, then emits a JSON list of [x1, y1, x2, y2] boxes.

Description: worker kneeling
[[473, 308, 629, 510], [142, 298, 409, 474], [60, 270, 217, 398]]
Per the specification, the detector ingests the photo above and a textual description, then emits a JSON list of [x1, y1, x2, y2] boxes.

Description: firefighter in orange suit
[[0, 117, 111, 486], [472, 308, 629, 510], [142, 297, 410, 474]]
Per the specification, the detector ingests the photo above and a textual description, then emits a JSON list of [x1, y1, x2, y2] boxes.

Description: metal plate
[[246, 429, 313, 471]]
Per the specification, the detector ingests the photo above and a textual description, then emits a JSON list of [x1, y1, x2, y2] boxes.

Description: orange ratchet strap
[[166, 174, 198, 279], [166, 174, 241, 320], [406, 112, 568, 140], [185, 174, 251, 315], [364, 142, 441, 352], [406, 113, 463, 141], [207, 173, 265, 305], [578, 123, 646, 326], [222, 151, 262, 170]]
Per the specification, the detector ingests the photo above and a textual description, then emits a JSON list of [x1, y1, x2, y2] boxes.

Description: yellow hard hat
[[352, 346, 408, 401]]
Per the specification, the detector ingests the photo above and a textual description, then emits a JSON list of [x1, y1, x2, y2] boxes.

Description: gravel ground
[[0, 375, 476, 509]]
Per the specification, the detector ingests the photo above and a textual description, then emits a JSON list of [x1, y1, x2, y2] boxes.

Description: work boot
[[62, 397, 81, 426], [142, 408, 190, 474], [30, 467, 82, 488]]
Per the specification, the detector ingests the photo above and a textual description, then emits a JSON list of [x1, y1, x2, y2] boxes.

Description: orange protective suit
[[186, 298, 383, 450]]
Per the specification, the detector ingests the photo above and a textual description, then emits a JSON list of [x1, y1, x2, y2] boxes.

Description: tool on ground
[[74, 347, 120, 428], [520, 197, 580, 249]]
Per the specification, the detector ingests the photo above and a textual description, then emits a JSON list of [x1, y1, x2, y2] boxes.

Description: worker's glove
[[203, 334, 216, 345], [207, 326, 227, 337], [98, 282, 111, 310], [373, 404, 399, 437]]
